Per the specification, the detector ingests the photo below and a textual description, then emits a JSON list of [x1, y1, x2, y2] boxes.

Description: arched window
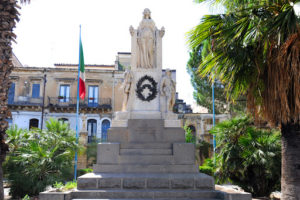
[[188, 125, 196, 137], [58, 118, 69, 124], [29, 118, 39, 129], [87, 119, 97, 143], [101, 119, 111, 142]]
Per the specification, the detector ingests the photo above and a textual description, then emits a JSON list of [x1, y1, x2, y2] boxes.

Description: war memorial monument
[[40, 9, 251, 200]]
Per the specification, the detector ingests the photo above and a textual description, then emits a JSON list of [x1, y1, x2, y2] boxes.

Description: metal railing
[[8, 96, 43, 106], [48, 97, 112, 109]]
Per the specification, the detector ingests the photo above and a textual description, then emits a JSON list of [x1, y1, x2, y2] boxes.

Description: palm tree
[[0, 0, 28, 198], [188, 0, 300, 199], [210, 115, 281, 196]]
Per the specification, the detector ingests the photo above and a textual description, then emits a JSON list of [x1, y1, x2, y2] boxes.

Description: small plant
[[22, 195, 30, 200], [53, 182, 64, 190], [78, 168, 93, 176], [64, 181, 77, 190], [184, 125, 195, 144]]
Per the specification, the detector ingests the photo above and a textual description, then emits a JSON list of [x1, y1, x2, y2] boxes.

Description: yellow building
[[9, 53, 126, 142]]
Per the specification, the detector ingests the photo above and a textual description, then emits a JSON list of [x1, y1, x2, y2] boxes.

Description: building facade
[[9, 53, 126, 142]]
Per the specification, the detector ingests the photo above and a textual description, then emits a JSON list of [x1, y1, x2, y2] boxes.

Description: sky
[[12, 0, 211, 109]]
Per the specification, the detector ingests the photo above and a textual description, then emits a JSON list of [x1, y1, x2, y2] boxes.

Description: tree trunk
[[0, 159, 3, 199], [281, 123, 300, 200], [0, 0, 20, 199]]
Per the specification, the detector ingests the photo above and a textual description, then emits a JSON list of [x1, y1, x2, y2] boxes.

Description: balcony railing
[[48, 97, 112, 109], [8, 96, 43, 106]]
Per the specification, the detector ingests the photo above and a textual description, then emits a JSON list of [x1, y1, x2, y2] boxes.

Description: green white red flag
[[79, 38, 86, 99]]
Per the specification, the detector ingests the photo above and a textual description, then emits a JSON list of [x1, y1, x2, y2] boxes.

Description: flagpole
[[74, 25, 81, 180]]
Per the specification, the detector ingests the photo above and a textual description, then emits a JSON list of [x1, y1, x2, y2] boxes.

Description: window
[[87, 119, 97, 143], [32, 84, 40, 98], [8, 83, 15, 104], [29, 118, 39, 129], [58, 118, 69, 124], [88, 86, 98, 107], [59, 85, 70, 102], [101, 119, 110, 142]]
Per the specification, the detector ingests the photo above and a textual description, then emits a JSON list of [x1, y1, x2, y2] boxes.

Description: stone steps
[[70, 189, 221, 199], [73, 199, 221, 200], [93, 164, 198, 173], [120, 143, 172, 149], [118, 155, 175, 164], [77, 173, 214, 190], [120, 148, 172, 155]]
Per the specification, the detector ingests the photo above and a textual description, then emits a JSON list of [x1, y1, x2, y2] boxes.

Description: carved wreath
[[136, 75, 158, 102]]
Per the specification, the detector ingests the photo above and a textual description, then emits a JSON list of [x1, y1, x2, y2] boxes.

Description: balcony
[[8, 96, 43, 107], [48, 97, 112, 112]]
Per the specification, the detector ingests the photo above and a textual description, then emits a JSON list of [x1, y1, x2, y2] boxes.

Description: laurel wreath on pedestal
[[136, 75, 158, 102]]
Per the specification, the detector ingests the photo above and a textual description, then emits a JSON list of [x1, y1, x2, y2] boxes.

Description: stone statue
[[122, 69, 133, 111], [160, 69, 176, 112], [81, 114, 87, 132], [22, 81, 30, 96], [137, 8, 156, 68]]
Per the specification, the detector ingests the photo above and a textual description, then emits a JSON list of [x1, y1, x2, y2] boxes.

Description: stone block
[[164, 120, 181, 127], [111, 119, 128, 127], [173, 143, 195, 164], [171, 178, 194, 189], [163, 128, 185, 143], [195, 175, 214, 189], [98, 178, 121, 189], [96, 143, 120, 164], [107, 128, 128, 143], [123, 178, 146, 189], [147, 178, 170, 189], [93, 164, 198, 173], [77, 178, 97, 189], [39, 191, 71, 200]]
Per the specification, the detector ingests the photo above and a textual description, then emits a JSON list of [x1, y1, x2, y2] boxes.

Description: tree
[[210, 115, 281, 196], [0, 0, 29, 198], [187, 41, 246, 114], [187, 44, 227, 114], [5, 118, 80, 198], [188, 0, 300, 198], [0, 0, 23, 199]]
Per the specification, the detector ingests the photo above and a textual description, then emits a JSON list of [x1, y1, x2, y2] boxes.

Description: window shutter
[[32, 84, 40, 98]]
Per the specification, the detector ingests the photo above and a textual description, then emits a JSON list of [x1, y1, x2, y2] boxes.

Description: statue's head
[[166, 69, 171, 77], [143, 8, 151, 19]]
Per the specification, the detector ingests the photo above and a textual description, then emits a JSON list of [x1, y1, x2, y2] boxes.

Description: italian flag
[[79, 38, 86, 100]]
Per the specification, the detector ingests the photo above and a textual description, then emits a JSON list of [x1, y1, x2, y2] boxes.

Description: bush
[[78, 168, 93, 177], [184, 125, 195, 144], [199, 165, 214, 176], [86, 137, 101, 167], [5, 118, 80, 198], [210, 115, 281, 197]]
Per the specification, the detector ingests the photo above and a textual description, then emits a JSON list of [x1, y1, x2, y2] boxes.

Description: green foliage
[[184, 125, 196, 144], [196, 140, 212, 159], [188, 0, 300, 124], [78, 168, 93, 177], [53, 181, 77, 191], [187, 40, 246, 114], [53, 182, 64, 189], [22, 195, 30, 200], [86, 137, 102, 167], [64, 181, 77, 190], [5, 118, 80, 198], [210, 115, 281, 197], [199, 165, 214, 176], [187, 44, 230, 114]]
